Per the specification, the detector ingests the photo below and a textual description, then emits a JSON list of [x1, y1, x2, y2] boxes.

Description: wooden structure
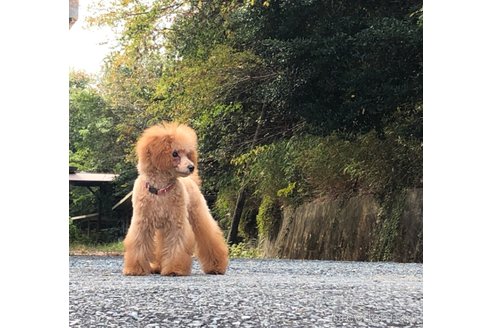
[[111, 191, 133, 236], [69, 168, 118, 238]]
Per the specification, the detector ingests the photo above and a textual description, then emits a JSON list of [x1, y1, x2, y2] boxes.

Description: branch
[[121, 2, 184, 18]]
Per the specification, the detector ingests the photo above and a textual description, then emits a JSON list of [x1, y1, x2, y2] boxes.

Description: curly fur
[[123, 122, 229, 276]]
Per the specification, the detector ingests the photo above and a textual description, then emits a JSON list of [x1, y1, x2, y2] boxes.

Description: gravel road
[[69, 256, 422, 327]]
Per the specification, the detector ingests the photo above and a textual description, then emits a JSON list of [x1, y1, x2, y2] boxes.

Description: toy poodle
[[123, 122, 229, 276]]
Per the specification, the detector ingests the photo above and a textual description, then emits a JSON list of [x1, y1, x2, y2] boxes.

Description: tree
[[69, 70, 123, 172], [69, 70, 133, 218], [83, 0, 423, 245]]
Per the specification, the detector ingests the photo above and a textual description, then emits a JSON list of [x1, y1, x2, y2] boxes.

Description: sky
[[69, 0, 115, 75]]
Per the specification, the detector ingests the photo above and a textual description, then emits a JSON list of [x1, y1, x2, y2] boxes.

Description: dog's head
[[136, 122, 198, 177]]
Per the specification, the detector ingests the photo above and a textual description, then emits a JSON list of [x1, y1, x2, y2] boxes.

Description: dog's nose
[[188, 164, 195, 173]]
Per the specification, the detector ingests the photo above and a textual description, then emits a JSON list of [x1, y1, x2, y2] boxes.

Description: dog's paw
[[202, 259, 228, 275], [204, 269, 226, 275], [160, 267, 191, 276], [123, 265, 150, 276], [160, 270, 190, 277], [202, 262, 227, 275]]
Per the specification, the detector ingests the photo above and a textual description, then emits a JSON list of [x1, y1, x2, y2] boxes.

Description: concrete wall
[[263, 189, 422, 262]]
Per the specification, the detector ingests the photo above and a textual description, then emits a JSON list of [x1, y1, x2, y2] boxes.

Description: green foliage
[[69, 241, 124, 255], [239, 130, 421, 203], [69, 186, 96, 217], [70, 71, 115, 171], [77, 0, 423, 246], [228, 242, 261, 259], [256, 195, 282, 241], [225, 0, 423, 135], [238, 201, 259, 241], [230, 101, 422, 216], [211, 186, 237, 231], [69, 219, 90, 244], [370, 192, 408, 261], [155, 45, 264, 123], [69, 217, 122, 245], [232, 141, 305, 204], [69, 70, 136, 220]]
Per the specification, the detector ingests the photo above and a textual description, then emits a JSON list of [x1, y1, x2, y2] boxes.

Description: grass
[[69, 241, 124, 256], [69, 241, 262, 258]]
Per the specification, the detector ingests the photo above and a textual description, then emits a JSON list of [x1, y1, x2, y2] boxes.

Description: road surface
[[69, 256, 422, 327]]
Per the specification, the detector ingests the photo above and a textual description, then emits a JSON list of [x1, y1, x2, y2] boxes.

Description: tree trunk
[[227, 188, 246, 245], [227, 105, 266, 245]]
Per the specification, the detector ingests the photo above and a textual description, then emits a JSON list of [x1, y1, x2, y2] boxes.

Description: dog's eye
[[172, 151, 179, 158]]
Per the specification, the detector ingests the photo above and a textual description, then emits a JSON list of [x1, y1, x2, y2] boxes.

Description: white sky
[[69, 0, 115, 76]]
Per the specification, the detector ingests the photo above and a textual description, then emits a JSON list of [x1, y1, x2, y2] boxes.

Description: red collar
[[145, 182, 175, 195]]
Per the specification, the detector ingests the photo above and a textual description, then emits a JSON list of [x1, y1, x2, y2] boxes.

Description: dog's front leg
[[123, 218, 155, 276], [188, 191, 229, 275], [156, 215, 195, 276]]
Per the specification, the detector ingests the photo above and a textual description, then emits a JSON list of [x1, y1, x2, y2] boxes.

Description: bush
[[256, 195, 282, 241], [228, 242, 260, 259], [234, 115, 422, 205], [228, 107, 422, 242], [69, 219, 90, 244]]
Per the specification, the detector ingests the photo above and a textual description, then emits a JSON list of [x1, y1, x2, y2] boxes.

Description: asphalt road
[[69, 256, 422, 327]]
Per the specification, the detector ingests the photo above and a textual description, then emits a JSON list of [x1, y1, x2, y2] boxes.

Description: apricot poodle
[[123, 122, 229, 276]]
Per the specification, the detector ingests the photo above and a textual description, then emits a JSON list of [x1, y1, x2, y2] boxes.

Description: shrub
[[230, 112, 422, 241], [256, 195, 282, 241], [228, 242, 260, 259], [69, 219, 90, 244], [235, 123, 422, 204]]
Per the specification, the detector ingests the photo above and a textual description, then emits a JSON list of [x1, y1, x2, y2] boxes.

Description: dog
[[122, 122, 229, 276]]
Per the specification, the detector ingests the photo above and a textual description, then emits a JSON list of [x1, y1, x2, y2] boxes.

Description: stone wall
[[263, 189, 423, 262]]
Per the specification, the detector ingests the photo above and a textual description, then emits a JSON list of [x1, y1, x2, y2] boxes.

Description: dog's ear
[[145, 135, 172, 156], [150, 135, 174, 169], [136, 129, 174, 171]]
